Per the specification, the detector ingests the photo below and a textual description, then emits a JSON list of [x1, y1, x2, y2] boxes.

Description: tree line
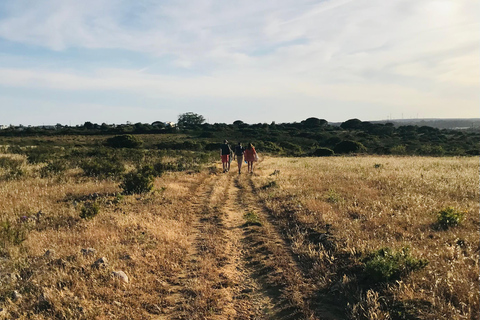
[[1, 113, 478, 156]]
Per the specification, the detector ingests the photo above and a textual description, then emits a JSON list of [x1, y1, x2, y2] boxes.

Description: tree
[[301, 117, 327, 128], [340, 118, 363, 130], [177, 112, 205, 128], [84, 121, 94, 130]]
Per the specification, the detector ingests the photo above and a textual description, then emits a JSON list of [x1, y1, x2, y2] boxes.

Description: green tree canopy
[[301, 117, 327, 128], [178, 112, 205, 128], [340, 118, 363, 130]]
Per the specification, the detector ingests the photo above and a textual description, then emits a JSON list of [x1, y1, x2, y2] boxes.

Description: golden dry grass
[[252, 156, 479, 320], [0, 156, 210, 319], [0, 154, 478, 319]]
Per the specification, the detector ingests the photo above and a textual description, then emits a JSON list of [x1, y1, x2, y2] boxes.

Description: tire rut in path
[[156, 172, 221, 319], [159, 171, 338, 319], [235, 175, 316, 320]]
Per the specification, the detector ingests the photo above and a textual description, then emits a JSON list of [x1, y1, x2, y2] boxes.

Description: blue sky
[[0, 0, 478, 125]]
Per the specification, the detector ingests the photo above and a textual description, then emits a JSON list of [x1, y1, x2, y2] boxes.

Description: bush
[[80, 202, 100, 220], [390, 145, 407, 155], [25, 146, 55, 164], [205, 143, 221, 151], [466, 149, 479, 156], [334, 140, 367, 154], [279, 142, 302, 155], [417, 145, 445, 156], [80, 158, 125, 178], [363, 247, 428, 283], [40, 159, 68, 177], [120, 167, 155, 195], [437, 207, 464, 229], [4, 168, 26, 180], [312, 147, 334, 157], [1, 220, 27, 247], [257, 141, 283, 153], [182, 140, 204, 151], [105, 135, 143, 148], [0, 155, 25, 170]]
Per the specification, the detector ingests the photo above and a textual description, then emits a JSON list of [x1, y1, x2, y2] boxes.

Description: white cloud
[[0, 0, 477, 124]]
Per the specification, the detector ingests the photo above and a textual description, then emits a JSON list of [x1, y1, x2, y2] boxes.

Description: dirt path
[[158, 167, 339, 320]]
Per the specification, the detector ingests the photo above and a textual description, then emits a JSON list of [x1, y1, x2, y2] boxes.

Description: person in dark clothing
[[220, 140, 232, 173], [233, 142, 245, 174]]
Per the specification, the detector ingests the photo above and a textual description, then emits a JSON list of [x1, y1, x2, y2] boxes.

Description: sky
[[0, 0, 478, 126]]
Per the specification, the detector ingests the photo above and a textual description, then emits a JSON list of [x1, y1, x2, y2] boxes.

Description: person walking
[[233, 142, 245, 174], [244, 143, 257, 174], [220, 140, 232, 173]]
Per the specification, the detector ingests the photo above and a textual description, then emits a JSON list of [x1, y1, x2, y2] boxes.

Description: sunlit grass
[[0, 156, 209, 319], [253, 156, 479, 319]]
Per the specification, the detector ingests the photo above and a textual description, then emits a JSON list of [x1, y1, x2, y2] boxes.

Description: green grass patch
[[437, 207, 464, 230], [244, 211, 262, 226], [362, 247, 428, 283], [326, 189, 344, 203], [80, 202, 100, 220]]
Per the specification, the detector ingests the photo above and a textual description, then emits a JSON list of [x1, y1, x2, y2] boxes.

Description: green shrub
[[0, 220, 27, 248], [6, 145, 23, 154], [0, 156, 25, 170], [205, 143, 221, 151], [334, 140, 367, 154], [390, 145, 407, 155], [80, 158, 125, 178], [244, 211, 261, 226], [418, 145, 445, 156], [120, 167, 155, 195], [105, 135, 143, 148], [40, 159, 68, 177], [363, 247, 428, 283], [312, 147, 334, 157], [279, 142, 302, 155], [182, 140, 204, 151], [261, 141, 283, 153], [437, 207, 464, 229], [80, 202, 100, 220], [4, 168, 26, 180], [25, 146, 55, 164], [466, 149, 479, 156]]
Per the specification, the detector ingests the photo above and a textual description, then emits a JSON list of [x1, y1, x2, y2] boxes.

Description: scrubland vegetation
[[0, 131, 478, 319], [2, 115, 480, 157]]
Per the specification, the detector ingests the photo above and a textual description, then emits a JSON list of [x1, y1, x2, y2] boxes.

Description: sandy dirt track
[[158, 163, 340, 320]]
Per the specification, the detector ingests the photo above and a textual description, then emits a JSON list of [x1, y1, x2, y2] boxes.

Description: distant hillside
[[331, 118, 480, 130]]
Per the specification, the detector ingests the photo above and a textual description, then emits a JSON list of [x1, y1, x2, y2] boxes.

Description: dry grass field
[[0, 154, 478, 319], [252, 156, 479, 320]]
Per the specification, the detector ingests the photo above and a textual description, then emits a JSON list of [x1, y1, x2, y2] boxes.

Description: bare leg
[[237, 157, 243, 173]]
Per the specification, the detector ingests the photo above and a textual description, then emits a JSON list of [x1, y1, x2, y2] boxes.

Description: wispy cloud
[[0, 0, 478, 124]]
